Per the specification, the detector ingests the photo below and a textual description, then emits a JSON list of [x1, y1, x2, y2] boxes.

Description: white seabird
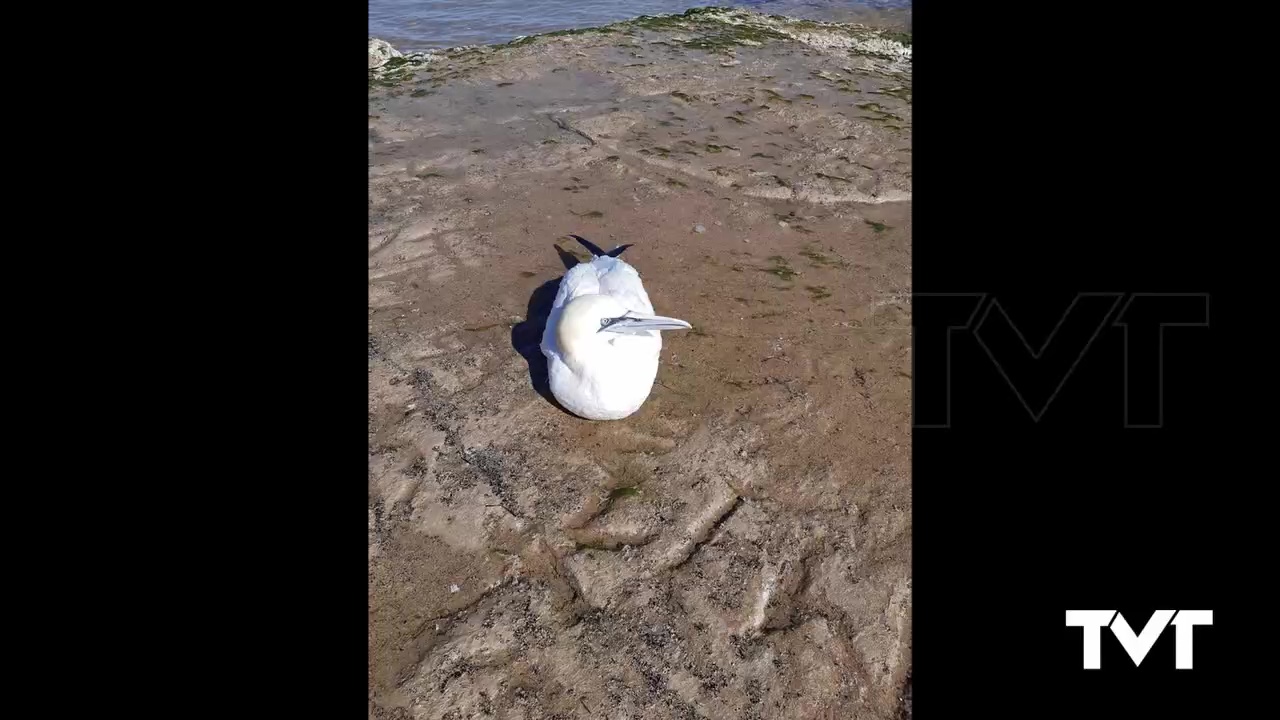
[[540, 235, 692, 420]]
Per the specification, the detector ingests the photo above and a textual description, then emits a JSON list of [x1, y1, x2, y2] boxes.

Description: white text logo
[[1065, 610, 1212, 669]]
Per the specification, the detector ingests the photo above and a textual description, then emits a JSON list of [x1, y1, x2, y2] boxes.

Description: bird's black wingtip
[[569, 234, 632, 259], [568, 234, 607, 257]]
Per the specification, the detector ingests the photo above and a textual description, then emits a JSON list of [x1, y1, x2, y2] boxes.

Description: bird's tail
[[570, 234, 632, 258]]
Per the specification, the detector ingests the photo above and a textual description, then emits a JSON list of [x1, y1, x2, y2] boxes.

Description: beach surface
[[370, 0, 912, 52], [369, 8, 912, 719]]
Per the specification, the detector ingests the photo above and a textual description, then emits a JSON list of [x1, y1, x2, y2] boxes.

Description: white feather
[[554, 255, 655, 315], [539, 251, 687, 420]]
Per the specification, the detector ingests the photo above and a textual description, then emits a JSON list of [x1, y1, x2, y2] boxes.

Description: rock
[[693, 224, 706, 234], [369, 38, 403, 70]]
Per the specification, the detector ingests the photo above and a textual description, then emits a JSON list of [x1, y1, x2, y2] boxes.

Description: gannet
[[540, 235, 692, 420]]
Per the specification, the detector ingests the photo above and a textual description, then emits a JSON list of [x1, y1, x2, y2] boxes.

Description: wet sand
[[369, 9, 912, 719]]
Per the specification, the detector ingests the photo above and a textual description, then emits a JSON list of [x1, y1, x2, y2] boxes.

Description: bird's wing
[[542, 255, 658, 359], [550, 261, 601, 310], [594, 256, 655, 315]]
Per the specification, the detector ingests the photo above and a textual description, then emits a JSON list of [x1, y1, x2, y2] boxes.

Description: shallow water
[[369, 0, 911, 52]]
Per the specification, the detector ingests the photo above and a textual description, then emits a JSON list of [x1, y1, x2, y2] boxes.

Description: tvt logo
[[1066, 610, 1213, 669], [912, 293, 1210, 427]]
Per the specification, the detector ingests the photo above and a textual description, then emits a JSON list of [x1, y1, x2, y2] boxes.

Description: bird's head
[[555, 293, 691, 367]]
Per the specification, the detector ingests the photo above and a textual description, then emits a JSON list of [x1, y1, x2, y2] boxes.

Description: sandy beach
[[369, 9, 912, 718]]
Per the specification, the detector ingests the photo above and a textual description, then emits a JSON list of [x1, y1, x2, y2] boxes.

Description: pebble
[[693, 224, 706, 233], [449, 584, 460, 593]]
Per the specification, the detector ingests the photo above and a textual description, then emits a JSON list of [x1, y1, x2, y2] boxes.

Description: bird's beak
[[599, 312, 692, 335]]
